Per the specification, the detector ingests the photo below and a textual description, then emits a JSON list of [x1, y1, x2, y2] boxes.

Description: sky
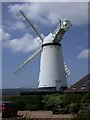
[[0, 1, 89, 89]]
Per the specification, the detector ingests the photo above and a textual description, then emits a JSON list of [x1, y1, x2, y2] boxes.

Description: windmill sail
[[17, 10, 43, 42], [13, 48, 41, 74], [64, 62, 70, 77], [53, 19, 72, 43]]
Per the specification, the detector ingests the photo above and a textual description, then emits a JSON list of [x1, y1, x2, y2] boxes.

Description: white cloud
[[10, 21, 25, 30], [3, 21, 25, 31], [0, 27, 43, 53], [77, 49, 90, 59], [0, 27, 10, 42], [8, 2, 88, 26], [4, 33, 41, 53], [2, 2, 88, 53]]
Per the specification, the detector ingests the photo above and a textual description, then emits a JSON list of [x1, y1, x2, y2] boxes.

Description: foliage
[[4, 95, 43, 111], [69, 103, 79, 113], [4, 93, 90, 114], [81, 93, 90, 103], [72, 110, 90, 120], [42, 93, 83, 112], [42, 94, 62, 110]]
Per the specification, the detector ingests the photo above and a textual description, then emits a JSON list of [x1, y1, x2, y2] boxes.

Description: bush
[[69, 103, 79, 113], [42, 94, 63, 110], [72, 110, 90, 120], [4, 93, 90, 113], [4, 95, 43, 111]]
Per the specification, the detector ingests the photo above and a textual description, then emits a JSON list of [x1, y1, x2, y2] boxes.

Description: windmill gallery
[[14, 10, 72, 92]]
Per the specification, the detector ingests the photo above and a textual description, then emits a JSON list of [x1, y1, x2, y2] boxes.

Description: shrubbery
[[4, 93, 90, 115], [4, 95, 44, 110]]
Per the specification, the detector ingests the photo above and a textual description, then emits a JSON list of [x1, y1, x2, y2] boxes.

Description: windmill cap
[[43, 33, 54, 44]]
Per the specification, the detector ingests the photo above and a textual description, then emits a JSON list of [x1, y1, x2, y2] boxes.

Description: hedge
[[4, 93, 90, 113]]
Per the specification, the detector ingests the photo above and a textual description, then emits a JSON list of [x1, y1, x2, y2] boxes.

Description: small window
[[81, 85, 86, 89], [81, 86, 86, 90], [72, 86, 76, 90], [82, 85, 86, 87]]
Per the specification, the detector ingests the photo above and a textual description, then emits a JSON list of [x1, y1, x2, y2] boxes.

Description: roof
[[64, 74, 90, 93], [43, 33, 54, 44]]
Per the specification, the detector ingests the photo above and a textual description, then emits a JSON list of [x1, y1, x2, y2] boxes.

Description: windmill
[[14, 10, 72, 91]]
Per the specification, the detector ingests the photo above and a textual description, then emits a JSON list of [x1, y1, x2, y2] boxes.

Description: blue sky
[[1, 2, 89, 88]]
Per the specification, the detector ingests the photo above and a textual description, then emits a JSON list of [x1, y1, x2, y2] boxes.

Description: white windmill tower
[[14, 10, 72, 91]]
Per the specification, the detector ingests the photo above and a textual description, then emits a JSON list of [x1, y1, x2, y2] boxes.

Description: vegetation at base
[[72, 110, 90, 120], [4, 93, 90, 118], [4, 95, 44, 111]]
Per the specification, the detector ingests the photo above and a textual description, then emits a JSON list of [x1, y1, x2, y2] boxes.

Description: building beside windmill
[[64, 74, 90, 93]]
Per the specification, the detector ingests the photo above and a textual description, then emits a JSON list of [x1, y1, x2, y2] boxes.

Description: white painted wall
[[38, 44, 67, 88]]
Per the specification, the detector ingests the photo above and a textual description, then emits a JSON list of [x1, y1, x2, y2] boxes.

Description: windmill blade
[[16, 10, 44, 42], [64, 62, 71, 77], [13, 48, 41, 74]]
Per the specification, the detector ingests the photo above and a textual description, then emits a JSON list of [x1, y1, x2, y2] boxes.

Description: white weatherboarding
[[14, 10, 72, 91]]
